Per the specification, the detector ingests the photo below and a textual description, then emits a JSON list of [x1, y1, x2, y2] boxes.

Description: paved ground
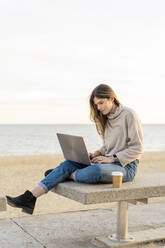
[[1, 202, 165, 248]]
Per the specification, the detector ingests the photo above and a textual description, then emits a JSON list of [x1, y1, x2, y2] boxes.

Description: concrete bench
[[0, 194, 6, 212], [53, 173, 165, 247]]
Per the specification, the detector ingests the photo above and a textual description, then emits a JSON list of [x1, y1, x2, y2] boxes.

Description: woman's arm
[[116, 110, 144, 167]]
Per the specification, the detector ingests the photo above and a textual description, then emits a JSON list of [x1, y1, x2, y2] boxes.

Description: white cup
[[112, 172, 123, 188]]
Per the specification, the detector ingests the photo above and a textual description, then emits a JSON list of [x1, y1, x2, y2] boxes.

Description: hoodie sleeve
[[98, 143, 106, 155], [116, 110, 144, 167]]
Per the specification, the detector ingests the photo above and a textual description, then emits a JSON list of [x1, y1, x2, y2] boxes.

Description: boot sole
[[6, 197, 34, 215], [22, 207, 34, 215]]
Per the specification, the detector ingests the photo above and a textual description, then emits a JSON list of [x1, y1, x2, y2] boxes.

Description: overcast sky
[[0, 0, 165, 124]]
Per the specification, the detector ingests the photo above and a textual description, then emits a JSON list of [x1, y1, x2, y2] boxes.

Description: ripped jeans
[[39, 159, 138, 192]]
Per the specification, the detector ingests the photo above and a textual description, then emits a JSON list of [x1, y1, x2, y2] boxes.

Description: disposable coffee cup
[[112, 172, 123, 188]]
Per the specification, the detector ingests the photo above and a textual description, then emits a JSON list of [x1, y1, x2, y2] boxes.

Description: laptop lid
[[56, 133, 91, 165]]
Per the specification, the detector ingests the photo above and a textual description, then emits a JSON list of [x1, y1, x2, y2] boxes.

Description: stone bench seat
[[53, 173, 165, 247], [54, 173, 165, 204], [0, 194, 6, 212]]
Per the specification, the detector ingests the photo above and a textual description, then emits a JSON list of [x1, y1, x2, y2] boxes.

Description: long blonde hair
[[89, 84, 121, 137]]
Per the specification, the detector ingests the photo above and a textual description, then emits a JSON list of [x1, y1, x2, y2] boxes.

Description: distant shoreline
[[0, 123, 165, 125], [0, 151, 165, 166], [0, 150, 165, 158]]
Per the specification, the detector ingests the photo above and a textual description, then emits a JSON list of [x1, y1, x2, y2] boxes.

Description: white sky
[[0, 0, 165, 124]]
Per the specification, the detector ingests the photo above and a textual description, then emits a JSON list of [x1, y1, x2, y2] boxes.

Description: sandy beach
[[0, 152, 165, 219]]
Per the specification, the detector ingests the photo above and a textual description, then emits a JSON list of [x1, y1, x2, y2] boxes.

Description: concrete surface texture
[[0, 194, 6, 211], [1, 202, 165, 248], [54, 173, 165, 204]]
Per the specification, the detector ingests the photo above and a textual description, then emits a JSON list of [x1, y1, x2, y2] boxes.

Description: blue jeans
[[39, 159, 138, 192]]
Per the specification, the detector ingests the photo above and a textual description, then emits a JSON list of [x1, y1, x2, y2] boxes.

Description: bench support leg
[[95, 199, 165, 247], [109, 200, 134, 242]]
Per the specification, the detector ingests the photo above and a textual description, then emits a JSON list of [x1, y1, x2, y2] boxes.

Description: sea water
[[0, 124, 164, 156]]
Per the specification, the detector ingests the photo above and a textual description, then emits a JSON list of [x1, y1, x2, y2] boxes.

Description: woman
[[6, 84, 144, 214]]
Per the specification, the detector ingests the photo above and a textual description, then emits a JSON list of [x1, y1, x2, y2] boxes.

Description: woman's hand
[[88, 152, 99, 160], [91, 156, 115, 164], [89, 150, 103, 160]]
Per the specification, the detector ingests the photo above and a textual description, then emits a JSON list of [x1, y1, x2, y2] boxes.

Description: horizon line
[[0, 123, 165, 125]]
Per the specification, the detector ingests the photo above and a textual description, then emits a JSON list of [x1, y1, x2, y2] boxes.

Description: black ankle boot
[[44, 169, 53, 177], [6, 190, 36, 215]]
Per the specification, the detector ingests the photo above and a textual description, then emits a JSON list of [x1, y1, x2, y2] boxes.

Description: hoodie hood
[[107, 105, 124, 120]]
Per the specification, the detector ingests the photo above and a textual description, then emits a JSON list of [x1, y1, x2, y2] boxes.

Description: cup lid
[[112, 171, 123, 176]]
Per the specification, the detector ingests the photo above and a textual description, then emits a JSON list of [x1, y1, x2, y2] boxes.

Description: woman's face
[[93, 97, 115, 115]]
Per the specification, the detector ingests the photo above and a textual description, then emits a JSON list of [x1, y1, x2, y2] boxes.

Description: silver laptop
[[57, 133, 91, 165]]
